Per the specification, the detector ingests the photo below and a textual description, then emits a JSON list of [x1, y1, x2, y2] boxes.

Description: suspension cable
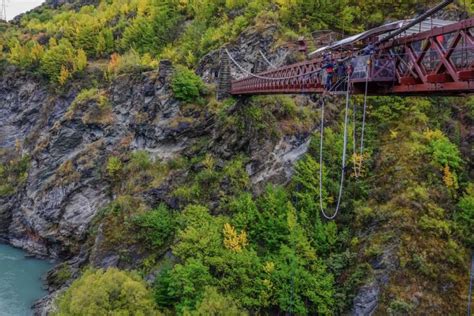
[[226, 49, 323, 81], [319, 74, 351, 220], [259, 50, 277, 69]]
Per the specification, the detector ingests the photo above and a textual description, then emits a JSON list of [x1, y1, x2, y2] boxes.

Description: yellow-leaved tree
[[223, 223, 248, 252]]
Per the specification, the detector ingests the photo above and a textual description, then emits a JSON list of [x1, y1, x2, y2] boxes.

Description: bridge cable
[[226, 49, 323, 81], [319, 74, 351, 220], [259, 50, 277, 69]]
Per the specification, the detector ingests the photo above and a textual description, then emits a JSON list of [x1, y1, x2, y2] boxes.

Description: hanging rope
[[319, 74, 351, 220], [352, 95, 357, 176], [259, 50, 277, 69], [352, 62, 370, 178]]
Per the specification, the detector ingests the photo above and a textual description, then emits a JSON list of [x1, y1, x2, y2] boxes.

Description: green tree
[[271, 245, 335, 315], [253, 186, 291, 253], [455, 184, 474, 247], [75, 23, 99, 56], [154, 258, 213, 313], [132, 204, 176, 250], [54, 268, 159, 316], [171, 66, 205, 103], [96, 29, 114, 57], [40, 39, 87, 83], [121, 0, 181, 55], [7, 40, 44, 69], [192, 286, 247, 315], [173, 204, 223, 261]]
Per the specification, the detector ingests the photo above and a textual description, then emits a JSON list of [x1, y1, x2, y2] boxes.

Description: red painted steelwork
[[231, 18, 474, 96]]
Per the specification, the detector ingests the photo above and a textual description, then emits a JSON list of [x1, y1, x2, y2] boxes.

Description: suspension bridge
[[222, 0, 474, 97], [216, 0, 474, 222]]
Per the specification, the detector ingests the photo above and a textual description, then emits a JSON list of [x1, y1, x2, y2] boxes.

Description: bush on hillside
[[132, 204, 176, 250], [40, 38, 87, 84], [171, 66, 205, 103], [106, 50, 157, 79], [7, 40, 44, 69], [455, 184, 474, 247], [54, 268, 159, 315]]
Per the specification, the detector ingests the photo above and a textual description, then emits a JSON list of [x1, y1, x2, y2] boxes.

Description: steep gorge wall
[[0, 26, 310, 260]]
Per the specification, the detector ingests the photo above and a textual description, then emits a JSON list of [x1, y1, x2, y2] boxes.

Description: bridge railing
[[351, 55, 397, 83], [230, 59, 327, 94]]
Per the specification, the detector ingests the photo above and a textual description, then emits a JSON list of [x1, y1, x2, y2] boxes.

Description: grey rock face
[[0, 69, 49, 149], [351, 229, 400, 314], [353, 282, 380, 316], [0, 63, 188, 258], [247, 134, 311, 194]]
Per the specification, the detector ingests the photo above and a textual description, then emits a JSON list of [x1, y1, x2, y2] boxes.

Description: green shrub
[[7, 40, 44, 69], [40, 39, 87, 84], [192, 286, 247, 315], [106, 50, 157, 79], [128, 150, 152, 172], [132, 204, 176, 249], [0, 183, 14, 197], [388, 299, 414, 315], [454, 184, 474, 247], [48, 263, 73, 288], [106, 156, 123, 179], [66, 88, 111, 123], [171, 66, 205, 103], [54, 268, 159, 316], [0, 156, 29, 197]]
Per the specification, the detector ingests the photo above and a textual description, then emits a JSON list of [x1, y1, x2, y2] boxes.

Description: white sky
[[6, 0, 44, 20]]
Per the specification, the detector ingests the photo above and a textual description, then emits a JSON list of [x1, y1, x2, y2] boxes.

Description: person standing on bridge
[[336, 60, 347, 90], [323, 54, 335, 91], [362, 43, 375, 56]]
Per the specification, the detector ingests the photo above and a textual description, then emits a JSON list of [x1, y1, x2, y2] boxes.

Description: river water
[[0, 244, 53, 316]]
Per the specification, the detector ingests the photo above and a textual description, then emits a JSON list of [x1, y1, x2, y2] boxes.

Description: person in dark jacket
[[323, 59, 335, 90], [335, 61, 347, 90], [362, 43, 375, 56], [336, 61, 346, 78]]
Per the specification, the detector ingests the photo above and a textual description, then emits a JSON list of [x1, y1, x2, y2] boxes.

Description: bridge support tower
[[217, 50, 232, 100]]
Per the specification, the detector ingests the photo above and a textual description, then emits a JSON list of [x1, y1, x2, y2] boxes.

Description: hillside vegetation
[[0, 0, 457, 84], [0, 0, 473, 315]]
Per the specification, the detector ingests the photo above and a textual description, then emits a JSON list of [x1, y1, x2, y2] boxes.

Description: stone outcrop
[[0, 61, 191, 257]]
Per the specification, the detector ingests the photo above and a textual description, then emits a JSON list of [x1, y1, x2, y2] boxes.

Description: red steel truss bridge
[[229, 16, 474, 97]]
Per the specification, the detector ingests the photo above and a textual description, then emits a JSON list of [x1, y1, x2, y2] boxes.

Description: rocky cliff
[[0, 26, 323, 313]]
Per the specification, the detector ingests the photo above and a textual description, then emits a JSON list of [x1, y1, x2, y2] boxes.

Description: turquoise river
[[0, 243, 53, 316]]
